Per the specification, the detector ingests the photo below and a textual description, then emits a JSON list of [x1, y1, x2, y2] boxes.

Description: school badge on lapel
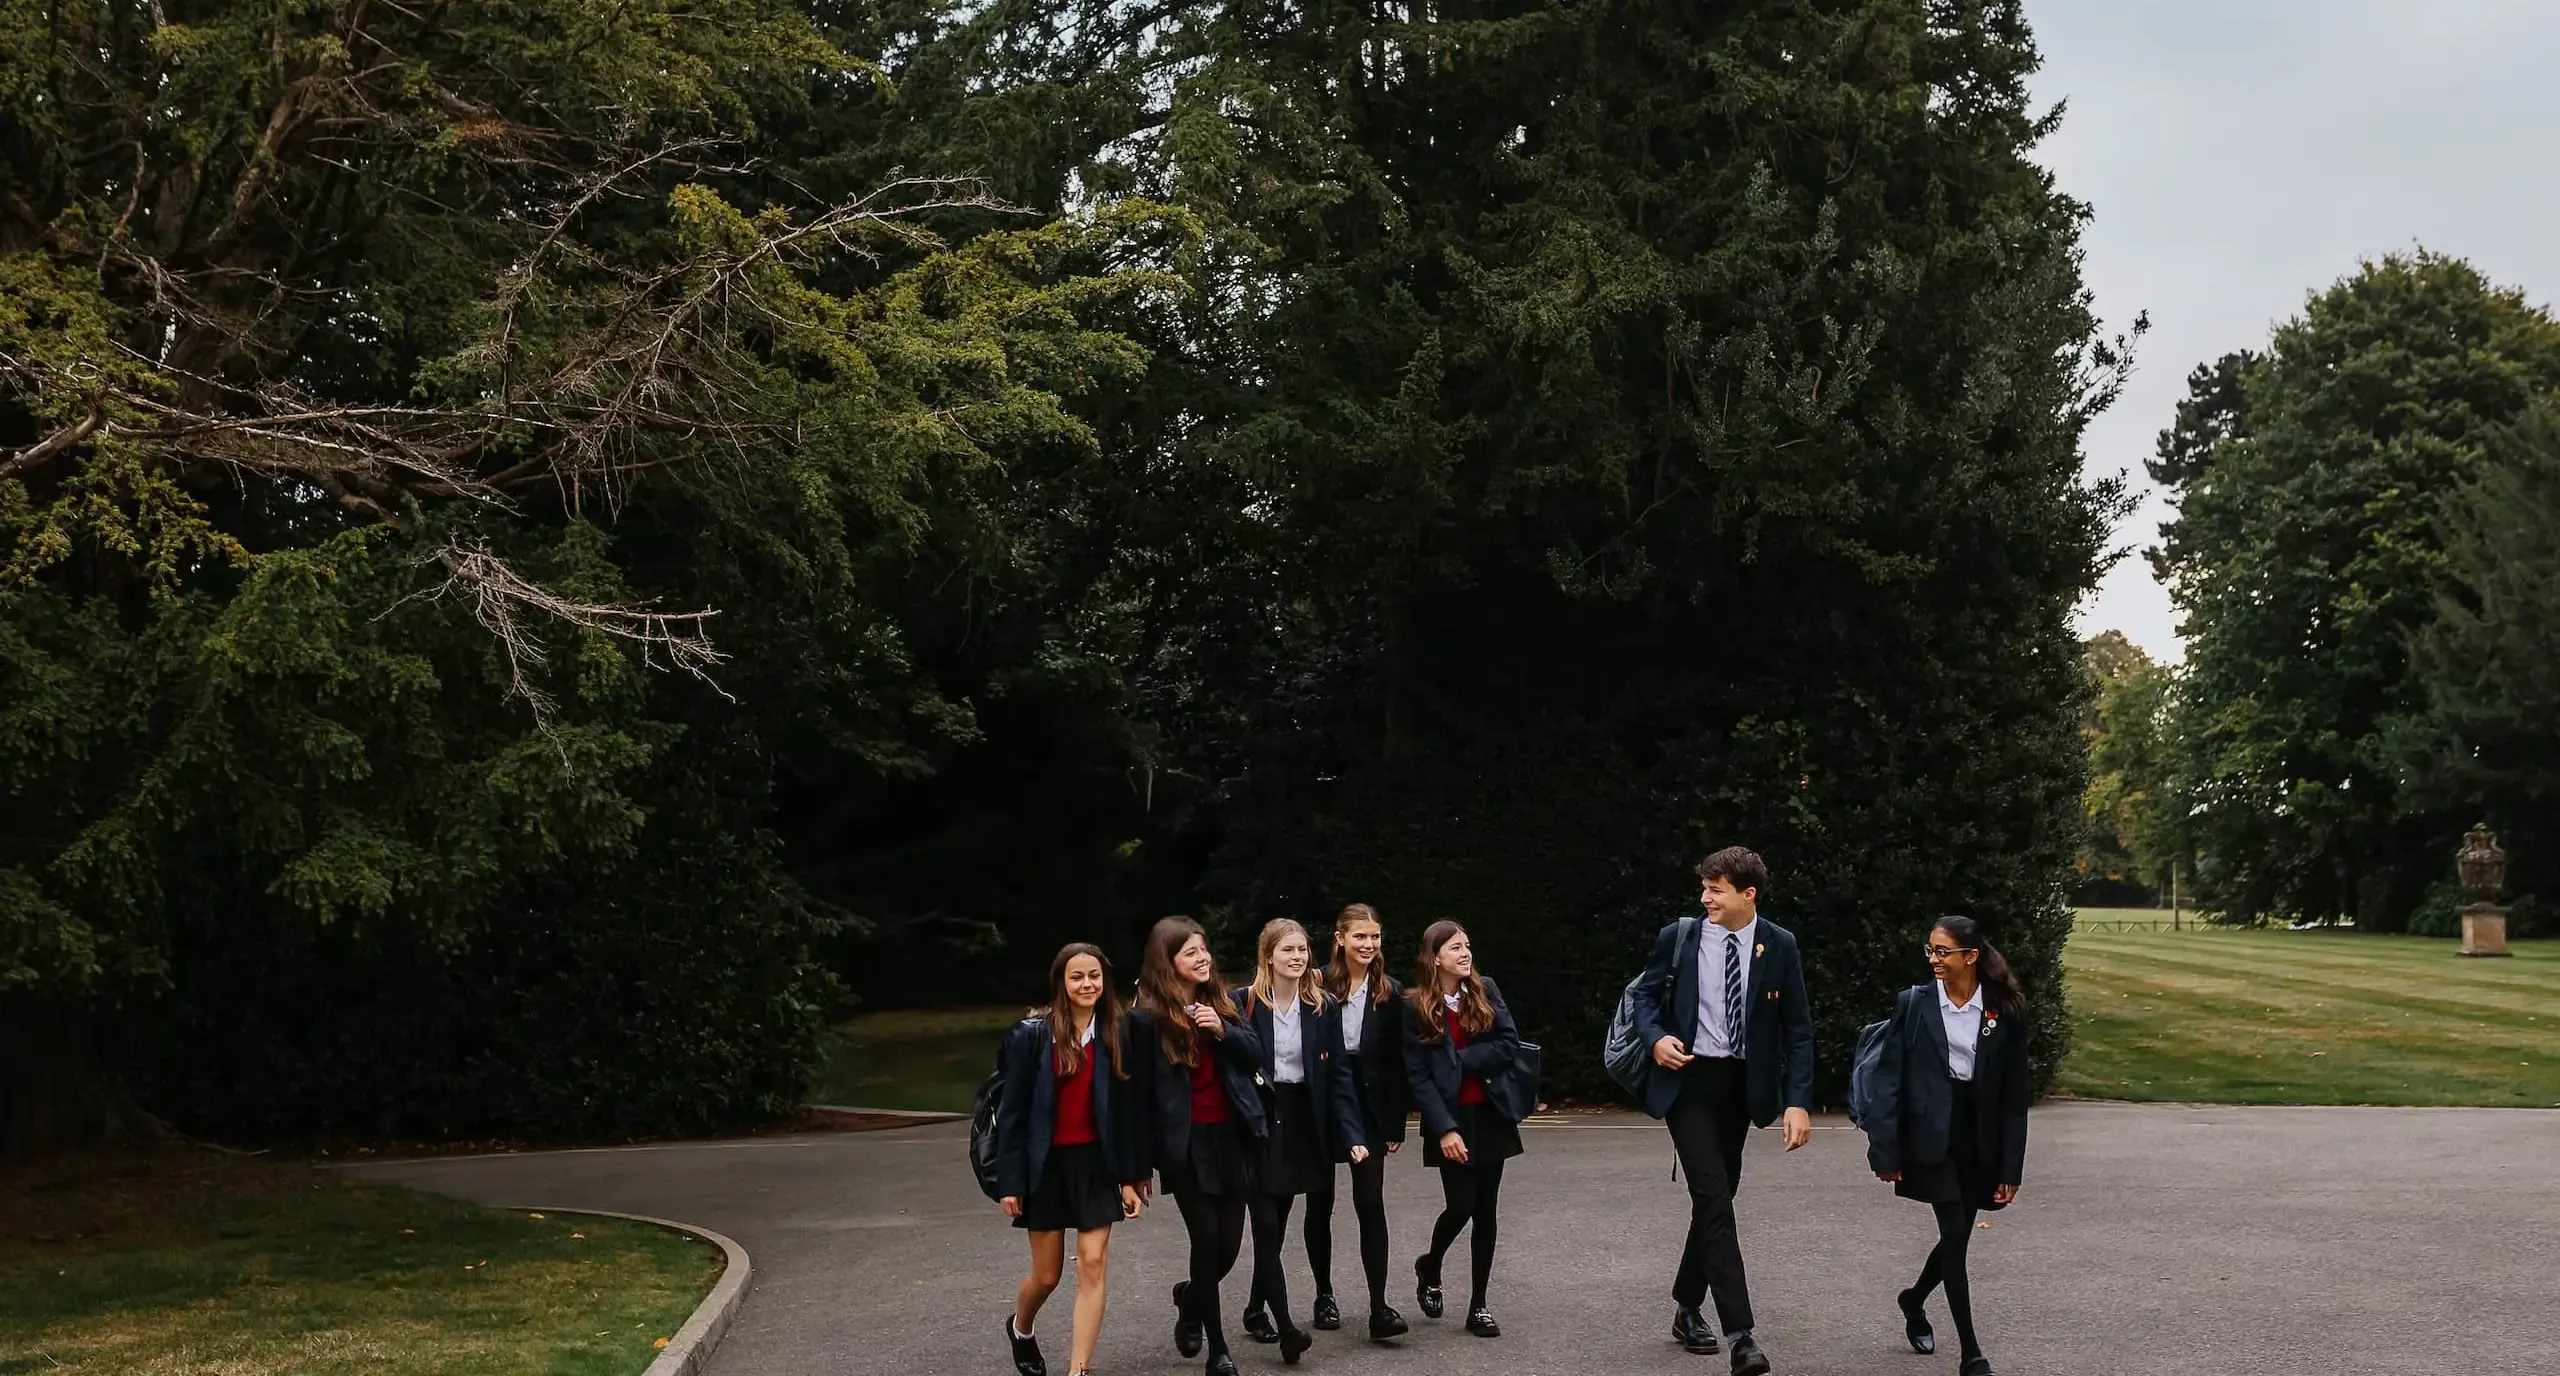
[[1981, 1016, 1999, 1037], [1754, 943, 1765, 958]]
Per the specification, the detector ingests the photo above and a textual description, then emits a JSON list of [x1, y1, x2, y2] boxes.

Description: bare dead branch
[[412, 539, 728, 720]]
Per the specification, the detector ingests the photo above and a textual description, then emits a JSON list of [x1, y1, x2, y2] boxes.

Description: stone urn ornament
[[2456, 822, 2511, 958]]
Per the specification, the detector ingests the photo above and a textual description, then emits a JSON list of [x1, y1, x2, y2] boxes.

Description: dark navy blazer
[[1626, 915, 1817, 1123], [1862, 983, 2030, 1191], [1399, 975, 1524, 1141], [1130, 1004, 1268, 1176], [991, 1013, 1147, 1199], [1335, 975, 1411, 1146], [1232, 985, 1369, 1164]]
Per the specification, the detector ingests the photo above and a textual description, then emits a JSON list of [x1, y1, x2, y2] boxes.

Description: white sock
[[1011, 1318, 1033, 1341]]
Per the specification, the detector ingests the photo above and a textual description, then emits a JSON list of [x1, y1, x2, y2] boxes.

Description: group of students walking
[[989, 847, 2032, 1376]]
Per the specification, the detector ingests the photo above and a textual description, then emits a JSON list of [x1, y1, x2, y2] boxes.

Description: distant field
[[2060, 919, 2560, 1108], [807, 1006, 1021, 1113]]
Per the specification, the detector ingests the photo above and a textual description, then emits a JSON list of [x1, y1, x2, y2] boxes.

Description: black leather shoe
[[1007, 1316, 1046, 1376], [1241, 1304, 1280, 1344], [1728, 1331, 1772, 1376], [1369, 1305, 1409, 1341], [1279, 1327, 1314, 1364], [1413, 1257, 1444, 1319], [1959, 1358, 1995, 1376], [1674, 1305, 1720, 1354], [1311, 1291, 1341, 1331], [1898, 1287, 1935, 1355], [1206, 1355, 1239, 1376], [1172, 1283, 1202, 1359], [1465, 1306, 1501, 1338]]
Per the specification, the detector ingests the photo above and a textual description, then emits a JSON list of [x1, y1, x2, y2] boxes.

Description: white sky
[[2028, 0, 2560, 661]]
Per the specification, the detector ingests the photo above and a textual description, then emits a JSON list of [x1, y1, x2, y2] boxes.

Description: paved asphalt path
[[349, 1103, 2558, 1375]]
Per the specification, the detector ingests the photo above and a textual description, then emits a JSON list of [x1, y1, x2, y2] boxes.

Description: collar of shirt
[[1936, 982, 1978, 1016]]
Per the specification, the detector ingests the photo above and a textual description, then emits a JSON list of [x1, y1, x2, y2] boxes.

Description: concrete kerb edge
[[805, 1104, 964, 1123], [507, 1206, 751, 1376]]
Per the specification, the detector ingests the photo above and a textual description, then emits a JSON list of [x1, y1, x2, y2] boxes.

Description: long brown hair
[[1041, 942, 1129, 1079], [1408, 918, 1496, 1045], [1247, 918, 1326, 1012], [1136, 916, 1241, 1066], [1323, 903, 1392, 1007]]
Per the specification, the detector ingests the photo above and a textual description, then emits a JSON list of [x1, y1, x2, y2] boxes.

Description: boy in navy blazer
[[1626, 847, 1815, 1375]]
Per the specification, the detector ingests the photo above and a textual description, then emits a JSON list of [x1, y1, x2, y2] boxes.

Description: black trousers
[[1666, 1057, 1754, 1334]]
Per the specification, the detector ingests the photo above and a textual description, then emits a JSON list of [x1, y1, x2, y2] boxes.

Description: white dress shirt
[[1690, 918, 1759, 1059], [1343, 984, 1369, 1054], [1272, 998, 1307, 1083], [1938, 982, 1983, 1082]]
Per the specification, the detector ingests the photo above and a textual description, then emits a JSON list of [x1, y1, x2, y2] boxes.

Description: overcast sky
[[2026, 0, 2560, 661]]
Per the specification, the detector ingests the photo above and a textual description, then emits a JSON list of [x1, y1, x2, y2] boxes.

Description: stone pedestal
[[2460, 904, 2511, 957]]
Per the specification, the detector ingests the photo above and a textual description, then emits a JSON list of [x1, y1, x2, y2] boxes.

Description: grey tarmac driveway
[[348, 1103, 2559, 1376]]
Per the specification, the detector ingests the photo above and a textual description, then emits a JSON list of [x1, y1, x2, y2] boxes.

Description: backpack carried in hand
[[967, 1056, 1006, 1201], [1602, 916, 1695, 1095]]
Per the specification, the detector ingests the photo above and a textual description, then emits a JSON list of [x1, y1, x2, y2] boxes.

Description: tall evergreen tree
[[1082, 0, 2135, 1093]]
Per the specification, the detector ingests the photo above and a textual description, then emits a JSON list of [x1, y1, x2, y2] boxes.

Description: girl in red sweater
[[994, 944, 1147, 1376]]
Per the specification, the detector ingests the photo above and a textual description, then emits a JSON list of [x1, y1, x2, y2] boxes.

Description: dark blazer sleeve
[[1121, 1011, 1155, 1185], [1627, 921, 1680, 1050], [1997, 1013, 2030, 1186], [1456, 977, 1521, 1078], [1865, 991, 1908, 1176], [994, 1020, 1039, 1199], [1323, 998, 1367, 1154], [1779, 936, 1816, 1112], [1217, 1002, 1263, 1074], [1401, 997, 1460, 1140]]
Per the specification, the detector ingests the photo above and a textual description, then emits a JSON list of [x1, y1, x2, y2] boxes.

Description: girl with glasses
[[1863, 914, 2031, 1376]]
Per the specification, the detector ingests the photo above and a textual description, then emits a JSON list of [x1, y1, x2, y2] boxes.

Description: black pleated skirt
[[1259, 1081, 1328, 1197], [1895, 1079, 2004, 1211], [1017, 1144, 1124, 1232], [1424, 1100, 1523, 1169], [1164, 1119, 1260, 1199]]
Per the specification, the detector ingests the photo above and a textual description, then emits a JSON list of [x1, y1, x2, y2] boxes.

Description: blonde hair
[[1248, 918, 1325, 1012]]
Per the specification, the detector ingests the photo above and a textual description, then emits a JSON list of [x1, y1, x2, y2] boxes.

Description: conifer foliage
[[3, 0, 2130, 1145]]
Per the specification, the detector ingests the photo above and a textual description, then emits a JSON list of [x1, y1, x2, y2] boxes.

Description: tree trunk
[[0, 993, 172, 1155]]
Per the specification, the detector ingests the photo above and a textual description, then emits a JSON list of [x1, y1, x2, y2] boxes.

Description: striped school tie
[[1723, 929, 1744, 1054]]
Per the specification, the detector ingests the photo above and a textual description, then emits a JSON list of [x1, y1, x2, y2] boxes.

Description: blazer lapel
[[1743, 923, 1773, 1022], [1921, 986, 1952, 1064], [1251, 995, 1276, 1079]]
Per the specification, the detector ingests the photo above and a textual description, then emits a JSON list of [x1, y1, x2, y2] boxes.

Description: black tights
[[1912, 1200, 1984, 1361], [1248, 1193, 1303, 1333], [1423, 1158, 1503, 1311], [1307, 1153, 1390, 1305], [1176, 1189, 1249, 1357]]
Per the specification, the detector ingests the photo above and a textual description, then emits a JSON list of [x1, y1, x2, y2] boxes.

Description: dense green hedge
[[138, 820, 832, 1143]]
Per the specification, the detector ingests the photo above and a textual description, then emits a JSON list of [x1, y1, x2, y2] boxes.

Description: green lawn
[[2060, 917, 2560, 1107], [807, 1005, 1021, 1113], [0, 1150, 719, 1376]]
